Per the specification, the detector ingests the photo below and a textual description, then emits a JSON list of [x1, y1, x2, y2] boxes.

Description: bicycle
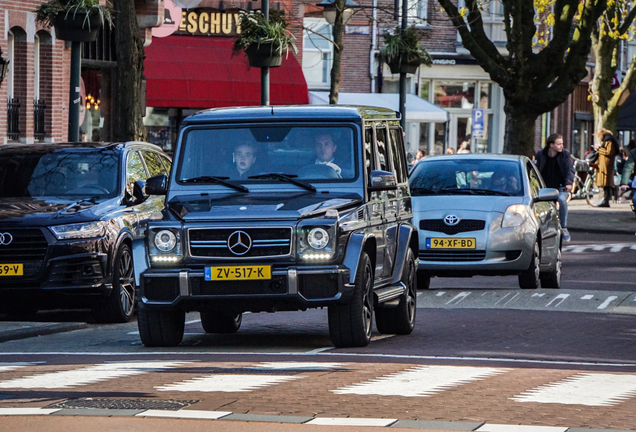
[[583, 164, 603, 206], [568, 158, 601, 205]]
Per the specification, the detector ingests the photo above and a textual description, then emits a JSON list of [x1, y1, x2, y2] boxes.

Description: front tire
[[541, 247, 562, 289], [376, 248, 417, 335], [328, 252, 374, 348], [200, 311, 242, 333], [137, 304, 185, 347], [93, 244, 136, 323], [519, 240, 540, 289]]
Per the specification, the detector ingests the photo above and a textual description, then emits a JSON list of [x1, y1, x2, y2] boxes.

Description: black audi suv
[[0, 141, 170, 322]]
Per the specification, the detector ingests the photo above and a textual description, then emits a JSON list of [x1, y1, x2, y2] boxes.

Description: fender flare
[[390, 224, 418, 285], [132, 236, 149, 287], [343, 232, 376, 285]]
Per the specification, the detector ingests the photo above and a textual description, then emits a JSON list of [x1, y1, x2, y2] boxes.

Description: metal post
[[69, 41, 81, 141], [398, 0, 408, 131], [261, 0, 270, 106]]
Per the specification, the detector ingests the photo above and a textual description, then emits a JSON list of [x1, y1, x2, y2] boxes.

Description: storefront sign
[[176, 9, 241, 36], [472, 108, 484, 139], [152, 0, 183, 38], [432, 57, 479, 66]]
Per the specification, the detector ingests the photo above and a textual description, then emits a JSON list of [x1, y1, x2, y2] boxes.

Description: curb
[[0, 408, 632, 431], [0, 322, 88, 343]]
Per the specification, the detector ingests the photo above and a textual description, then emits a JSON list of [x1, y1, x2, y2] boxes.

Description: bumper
[[140, 265, 353, 312]]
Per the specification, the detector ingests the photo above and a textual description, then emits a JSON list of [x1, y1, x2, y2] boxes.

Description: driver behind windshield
[[230, 143, 258, 179], [490, 169, 519, 194]]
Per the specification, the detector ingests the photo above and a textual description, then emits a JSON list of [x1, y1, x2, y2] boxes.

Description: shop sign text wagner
[[177, 9, 241, 36]]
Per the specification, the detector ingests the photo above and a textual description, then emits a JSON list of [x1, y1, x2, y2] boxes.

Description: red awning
[[144, 36, 308, 108]]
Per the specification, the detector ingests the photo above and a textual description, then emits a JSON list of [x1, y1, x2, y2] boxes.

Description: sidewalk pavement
[[0, 199, 634, 344]]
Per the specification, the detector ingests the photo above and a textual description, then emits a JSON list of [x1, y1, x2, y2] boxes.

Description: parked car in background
[[135, 105, 419, 348], [0, 142, 171, 322], [409, 154, 562, 290]]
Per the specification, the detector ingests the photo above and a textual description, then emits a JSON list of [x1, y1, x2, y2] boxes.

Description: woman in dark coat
[[594, 128, 619, 207]]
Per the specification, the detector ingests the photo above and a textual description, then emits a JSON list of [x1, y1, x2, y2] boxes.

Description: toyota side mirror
[[535, 188, 559, 202]]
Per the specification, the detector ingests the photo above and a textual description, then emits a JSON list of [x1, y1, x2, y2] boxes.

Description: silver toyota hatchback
[[409, 154, 563, 290]]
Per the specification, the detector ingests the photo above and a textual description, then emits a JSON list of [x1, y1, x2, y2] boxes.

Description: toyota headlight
[[502, 204, 529, 227], [298, 225, 336, 261], [49, 221, 107, 240]]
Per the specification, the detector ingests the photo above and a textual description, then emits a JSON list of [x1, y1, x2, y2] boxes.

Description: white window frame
[[407, 0, 428, 24], [302, 17, 334, 89], [34, 34, 40, 102], [7, 31, 14, 100]]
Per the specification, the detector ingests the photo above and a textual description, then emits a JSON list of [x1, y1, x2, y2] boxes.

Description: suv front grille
[[0, 228, 48, 261], [419, 250, 486, 262], [420, 219, 486, 235], [189, 228, 292, 258]]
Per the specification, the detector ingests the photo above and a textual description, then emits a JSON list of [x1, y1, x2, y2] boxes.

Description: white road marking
[[0, 361, 188, 389], [581, 294, 594, 300], [446, 291, 471, 305], [436, 291, 446, 296], [306, 417, 397, 427], [597, 296, 618, 309], [0, 363, 35, 372], [476, 425, 567, 432], [138, 410, 231, 419], [563, 243, 636, 253], [248, 362, 347, 370], [531, 293, 545, 298], [0, 408, 61, 415], [332, 365, 509, 397], [511, 373, 636, 406], [545, 294, 570, 307], [156, 374, 303, 393]]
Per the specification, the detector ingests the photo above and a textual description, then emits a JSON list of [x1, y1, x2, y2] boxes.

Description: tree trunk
[[503, 101, 539, 157], [113, 0, 147, 142], [328, 0, 345, 105]]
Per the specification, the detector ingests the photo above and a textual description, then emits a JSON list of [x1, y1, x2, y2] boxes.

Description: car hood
[[167, 192, 363, 221], [412, 195, 526, 215], [0, 196, 118, 225]]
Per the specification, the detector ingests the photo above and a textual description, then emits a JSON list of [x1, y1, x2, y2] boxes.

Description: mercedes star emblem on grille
[[227, 230, 252, 255], [443, 215, 460, 226], [0, 232, 13, 245]]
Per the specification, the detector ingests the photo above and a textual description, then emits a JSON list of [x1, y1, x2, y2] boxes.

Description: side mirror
[[369, 170, 398, 192], [125, 180, 148, 206], [145, 174, 168, 196], [535, 188, 559, 202]]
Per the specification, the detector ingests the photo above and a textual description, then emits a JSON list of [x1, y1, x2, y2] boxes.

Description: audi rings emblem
[[0, 233, 13, 246], [443, 215, 460, 226], [227, 230, 252, 256]]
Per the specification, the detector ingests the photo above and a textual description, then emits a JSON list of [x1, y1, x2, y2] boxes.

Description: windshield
[[0, 149, 120, 198], [409, 158, 524, 197], [177, 125, 357, 183]]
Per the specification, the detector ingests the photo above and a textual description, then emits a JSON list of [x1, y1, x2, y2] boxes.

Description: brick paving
[[0, 361, 635, 430]]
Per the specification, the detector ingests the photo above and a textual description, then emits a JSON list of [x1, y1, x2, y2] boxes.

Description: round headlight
[[154, 230, 177, 252], [307, 227, 329, 250]]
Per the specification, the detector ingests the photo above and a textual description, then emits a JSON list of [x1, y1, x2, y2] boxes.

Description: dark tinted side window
[[160, 155, 172, 173], [388, 127, 407, 183], [526, 161, 541, 198], [375, 125, 389, 171], [142, 151, 166, 177]]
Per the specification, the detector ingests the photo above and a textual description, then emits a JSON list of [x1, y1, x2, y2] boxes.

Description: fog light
[[303, 253, 333, 260], [152, 255, 180, 263]]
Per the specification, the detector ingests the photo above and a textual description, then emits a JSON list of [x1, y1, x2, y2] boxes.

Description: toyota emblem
[[0, 232, 13, 246], [227, 230, 251, 256], [443, 215, 460, 226]]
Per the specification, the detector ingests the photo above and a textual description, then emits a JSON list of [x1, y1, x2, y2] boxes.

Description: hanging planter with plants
[[379, 25, 432, 75], [233, 10, 297, 69], [35, 0, 114, 42]]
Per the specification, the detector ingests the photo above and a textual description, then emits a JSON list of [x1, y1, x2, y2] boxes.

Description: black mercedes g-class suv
[[135, 105, 418, 348]]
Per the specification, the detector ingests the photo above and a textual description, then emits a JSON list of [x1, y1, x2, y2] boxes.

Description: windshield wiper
[[180, 176, 249, 193], [464, 188, 512, 196], [248, 173, 316, 192], [410, 187, 440, 195]]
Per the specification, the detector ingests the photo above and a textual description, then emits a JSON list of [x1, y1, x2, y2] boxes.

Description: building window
[[434, 81, 475, 109], [302, 18, 333, 89], [407, 0, 428, 24]]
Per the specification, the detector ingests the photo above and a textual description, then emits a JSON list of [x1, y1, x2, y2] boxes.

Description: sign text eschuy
[[178, 9, 241, 36]]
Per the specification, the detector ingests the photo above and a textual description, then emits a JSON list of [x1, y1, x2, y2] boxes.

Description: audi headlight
[[502, 204, 529, 228], [154, 230, 177, 252], [298, 225, 336, 261], [49, 221, 107, 240]]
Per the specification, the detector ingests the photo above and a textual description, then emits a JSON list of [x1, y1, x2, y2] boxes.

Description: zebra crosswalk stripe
[[511, 373, 636, 406], [0, 361, 188, 389], [156, 374, 303, 393], [332, 365, 510, 397]]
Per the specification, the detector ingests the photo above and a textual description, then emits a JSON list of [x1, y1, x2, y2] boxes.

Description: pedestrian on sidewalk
[[535, 133, 574, 241], [619, 141, 636, 197], [594, 128, 619, 207]]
